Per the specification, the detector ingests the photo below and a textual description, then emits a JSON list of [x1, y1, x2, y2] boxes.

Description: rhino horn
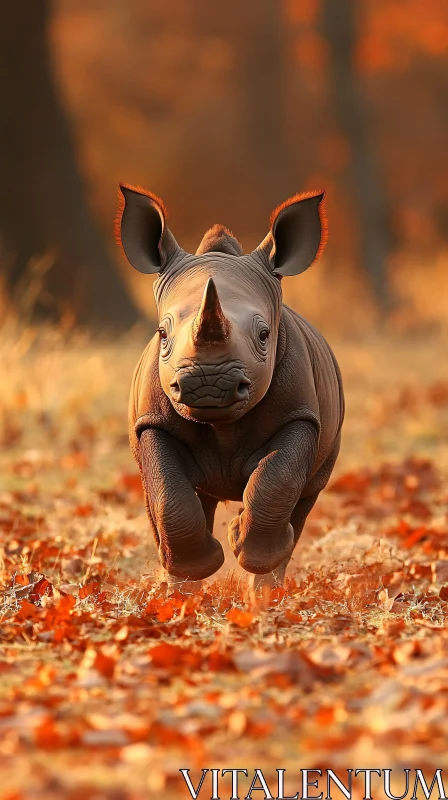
[[192, 278, 231, 345]]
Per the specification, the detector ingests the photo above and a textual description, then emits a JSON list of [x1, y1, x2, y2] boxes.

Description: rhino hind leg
[[196, 490, 219, 534]]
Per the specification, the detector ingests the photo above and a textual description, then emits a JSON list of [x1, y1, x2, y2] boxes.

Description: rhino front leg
[[246, 434, 341, 588], [247, 493, 319, 590], [164, 492, 219, 592], [139, 428, 224, 580], [228, 421, 318, 575]]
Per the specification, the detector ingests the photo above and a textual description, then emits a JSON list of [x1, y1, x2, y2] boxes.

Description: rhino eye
[[158, 316, 174, 358], [253, 315, 270, 356]]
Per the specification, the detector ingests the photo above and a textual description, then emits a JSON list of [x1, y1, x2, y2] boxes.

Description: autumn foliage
[[0, 331, 448, 798]]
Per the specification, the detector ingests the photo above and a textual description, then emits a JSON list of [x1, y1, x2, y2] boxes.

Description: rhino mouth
[[170, 390, 248, 409], [169, 362, 251, 410], [174, 401, 247, 424]]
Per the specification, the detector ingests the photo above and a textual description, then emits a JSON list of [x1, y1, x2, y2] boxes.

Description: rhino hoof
[[228, 516, 294, 575], [160, 535, 224, 580]]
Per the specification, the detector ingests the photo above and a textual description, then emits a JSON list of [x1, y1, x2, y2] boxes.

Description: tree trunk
[[0, 0, 139, 329], [238, 0, 290, 207], [321, 0, 392, 308], [191, 0, 291, 220]]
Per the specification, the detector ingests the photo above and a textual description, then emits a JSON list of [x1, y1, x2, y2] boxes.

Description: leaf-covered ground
[[1, 329, 448, 800]]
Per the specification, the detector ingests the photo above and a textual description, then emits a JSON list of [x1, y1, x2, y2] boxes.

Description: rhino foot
[[228, 514, 294, 575], [159, 533, 224, 581]]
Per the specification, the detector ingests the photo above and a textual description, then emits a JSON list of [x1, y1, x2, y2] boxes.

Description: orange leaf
[[402, 527, 428, 549], [330, 470, 371, 494], [439, 586, 448, 602], [74, 504, 94, 517], [94, 649, 117, 679], [16, 599, 41, 621], [149, 642, 201, 670], [117, 472, 144, 497], [285, 609, 304, 623], [34, 717, 63, 749], [156, 601, 176, 622], [227, 608, 254, 628], [315, 706, 336, 726], [207, 649, 235, 672], [79, 582, 100, 599], [29, 577, 52, 602], [14, 574, 29, 586], [55, 594, 76, 616]]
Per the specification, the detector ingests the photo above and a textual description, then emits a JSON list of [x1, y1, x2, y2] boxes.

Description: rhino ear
[[116, 184, 180, 274], [259, 191, 327, 277]]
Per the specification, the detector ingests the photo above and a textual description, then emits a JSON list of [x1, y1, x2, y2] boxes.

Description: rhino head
[[116, 184, 327, 424]]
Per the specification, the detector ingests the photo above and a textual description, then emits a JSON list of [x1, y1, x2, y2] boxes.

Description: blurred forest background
[[2, 6, 448, 795], [1, 0, 448, 334]]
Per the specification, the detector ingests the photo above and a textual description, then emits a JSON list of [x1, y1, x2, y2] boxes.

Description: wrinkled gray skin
[[117, 184, 344, 587]]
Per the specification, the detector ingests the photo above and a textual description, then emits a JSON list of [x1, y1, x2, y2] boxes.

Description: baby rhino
[[116, 184, 344, 587]]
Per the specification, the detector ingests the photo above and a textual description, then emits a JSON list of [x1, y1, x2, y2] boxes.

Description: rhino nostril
[[170, 380, 180, 397], [237, 379, 251, 398]]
